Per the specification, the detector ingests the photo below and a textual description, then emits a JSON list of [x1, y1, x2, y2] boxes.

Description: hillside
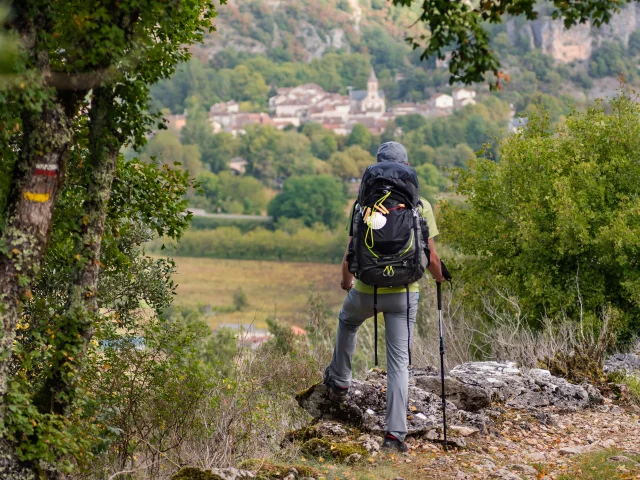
[[188, 0, 640, 101]]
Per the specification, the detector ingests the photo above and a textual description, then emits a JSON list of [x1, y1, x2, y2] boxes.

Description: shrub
[[234, 287, 249, 311], [441, 92, 640, 341]]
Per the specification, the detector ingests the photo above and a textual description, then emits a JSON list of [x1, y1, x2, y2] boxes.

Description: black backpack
[[348, 162, 429, 288], [346, 161, 430, 367]]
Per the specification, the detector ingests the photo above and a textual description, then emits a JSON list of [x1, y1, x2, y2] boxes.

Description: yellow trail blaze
[[23, 192, 50, 203]]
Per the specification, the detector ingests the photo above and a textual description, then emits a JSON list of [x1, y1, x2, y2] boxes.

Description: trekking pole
[[437, 280, 448, 452], [437, 260, 452, 452]]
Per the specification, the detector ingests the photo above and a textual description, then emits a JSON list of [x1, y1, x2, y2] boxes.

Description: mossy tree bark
[[0, 100, 77, 396], [35, 86, 121, 414]]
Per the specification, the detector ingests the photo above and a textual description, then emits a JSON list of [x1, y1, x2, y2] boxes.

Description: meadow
[[170, 256, 346, 328]]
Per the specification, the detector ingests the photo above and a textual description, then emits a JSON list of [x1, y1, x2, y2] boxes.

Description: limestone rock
[[605, 353, 640, 375], [559, 447, 581, 456], [489, 468, 522, 480], [296, 370, 461, 435], [297, 362, 601, 438], [171, 467, 255, 480], [509, 464, 538, 475], [448, 362, 601, 409], [449, 425, 480, 437], [413, 371, 490, 412]]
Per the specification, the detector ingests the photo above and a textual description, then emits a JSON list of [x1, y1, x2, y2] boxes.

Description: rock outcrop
[[172, 467, 255, 480], [605, 353, 640, 375], [297, 362, 604, 438]]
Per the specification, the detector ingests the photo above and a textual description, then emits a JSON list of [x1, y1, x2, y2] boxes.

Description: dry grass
[[170, 257, 345, 329]]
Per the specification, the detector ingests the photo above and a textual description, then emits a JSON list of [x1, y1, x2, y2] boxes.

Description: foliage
[[141, 130, 204, 175], [268, 175, 347, 229], [441, 92, 640, 340], [189, 215, 274, 232], [164, 225, 348, 263], [590, 41, 636, 79], [347, 123, 373, 150], [234, 287, 249, 311], [77, 315, 219, 477], [197, 171, 268, 215], [327, 145, 374, 180], [240, 125, 318, 183]]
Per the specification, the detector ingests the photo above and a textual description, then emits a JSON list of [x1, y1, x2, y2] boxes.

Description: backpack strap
[[373, 285, 378, 367], [406, 284, 411, 366]]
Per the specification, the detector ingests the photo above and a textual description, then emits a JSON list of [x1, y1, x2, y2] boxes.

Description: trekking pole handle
[[437, 281, 442, 310]]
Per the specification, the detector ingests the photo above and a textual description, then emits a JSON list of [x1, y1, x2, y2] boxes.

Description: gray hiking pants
[[326, 288, 418, 441]]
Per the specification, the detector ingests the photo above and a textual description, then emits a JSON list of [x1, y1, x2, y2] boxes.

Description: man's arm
[[341, 237, 354, 290], [427, 237, 445, 283]]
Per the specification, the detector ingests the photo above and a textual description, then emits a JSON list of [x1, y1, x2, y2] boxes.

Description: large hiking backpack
[[348, 161, 429, 288]]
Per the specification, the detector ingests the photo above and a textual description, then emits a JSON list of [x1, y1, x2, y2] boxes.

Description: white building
[[452, 88, 477, 107], [209, 101, 240, 130], [432, 93, 454, 110]]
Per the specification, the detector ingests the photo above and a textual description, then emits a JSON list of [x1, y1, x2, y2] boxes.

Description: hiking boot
[[382, 433, 409, 453], [323, 369, 349, 403]]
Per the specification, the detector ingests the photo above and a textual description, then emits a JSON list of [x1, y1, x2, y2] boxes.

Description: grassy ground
[[170, 257, 345, 329], [556, 448, 640, 479]]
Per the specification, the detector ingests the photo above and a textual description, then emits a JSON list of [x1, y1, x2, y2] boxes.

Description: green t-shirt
[[350, 197, 438, 294]]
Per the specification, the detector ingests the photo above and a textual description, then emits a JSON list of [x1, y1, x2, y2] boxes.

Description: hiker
[[323, 141, 445, 453]]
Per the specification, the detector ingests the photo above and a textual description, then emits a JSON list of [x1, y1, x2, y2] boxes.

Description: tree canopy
[[268, 175, 347, 229]]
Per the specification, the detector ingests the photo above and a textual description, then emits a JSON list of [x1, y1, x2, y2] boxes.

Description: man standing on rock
[[323, 141, 445, 452]]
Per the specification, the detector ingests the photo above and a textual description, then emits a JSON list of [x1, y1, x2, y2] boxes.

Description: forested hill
[[152, 0, 640, 116]]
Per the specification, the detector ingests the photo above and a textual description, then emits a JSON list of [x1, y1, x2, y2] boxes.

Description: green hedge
[[189, 216, 273, 232], [161, 227, 347, 263]]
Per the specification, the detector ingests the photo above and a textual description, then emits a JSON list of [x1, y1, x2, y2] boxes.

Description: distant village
[[165, 69, 480, 136]]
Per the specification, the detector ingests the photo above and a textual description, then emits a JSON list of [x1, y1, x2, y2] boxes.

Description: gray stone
[[559, 447, 582, 455], [605, 353, 640, 375], [413, 373, 491, 412], [608, 455, 639, 464], [449, 425, 480, 437], [447, 362, 601, 409], [509, 464, 538, 475], [297, 362, 601, 438], [172, 467, 255, 480], [345, 453, 362, 465], [490, 468, 522, 480], [357, 434, 380, 455], [296, 370, 461, 435]]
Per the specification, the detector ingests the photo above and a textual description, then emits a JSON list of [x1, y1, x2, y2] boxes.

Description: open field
[[170, 256, 345, 329]]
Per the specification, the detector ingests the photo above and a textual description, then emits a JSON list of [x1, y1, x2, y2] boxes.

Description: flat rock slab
[[446, 361, 601, 409], [297, 362, 602, 436]]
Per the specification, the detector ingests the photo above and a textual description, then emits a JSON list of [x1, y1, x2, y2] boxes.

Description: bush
[[441, 92, 640, 341], [234, 287, 249, 311]]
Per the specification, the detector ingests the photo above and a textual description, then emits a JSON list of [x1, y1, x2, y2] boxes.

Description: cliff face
[[202, 1, 639, 65], [195, 0, 425, 63], [509, 3, 640, 63]]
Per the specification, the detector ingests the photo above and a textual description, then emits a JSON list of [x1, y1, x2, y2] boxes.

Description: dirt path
[[381, 400, 640, 479]]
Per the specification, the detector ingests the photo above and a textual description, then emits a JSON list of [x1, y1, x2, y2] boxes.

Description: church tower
[[367, 69, 378, 100]]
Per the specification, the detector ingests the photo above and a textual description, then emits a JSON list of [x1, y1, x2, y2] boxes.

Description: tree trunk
[[37, 86, 120, 414], [69, 86, 119, 319], [0, 103, 73, 397]]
